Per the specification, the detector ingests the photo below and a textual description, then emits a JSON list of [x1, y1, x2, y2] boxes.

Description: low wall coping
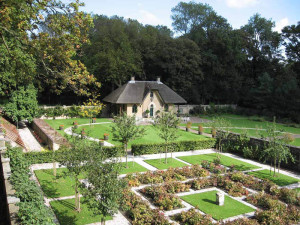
[[7, 196, 20, 205]]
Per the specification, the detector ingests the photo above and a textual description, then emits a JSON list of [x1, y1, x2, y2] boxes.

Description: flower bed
[[140, 185, 184, 210], [120, 190, 170, 225], [125, 165, 209, 186]]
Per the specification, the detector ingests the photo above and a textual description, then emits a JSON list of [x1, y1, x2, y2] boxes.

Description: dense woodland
[[0, 1, 299, 121]]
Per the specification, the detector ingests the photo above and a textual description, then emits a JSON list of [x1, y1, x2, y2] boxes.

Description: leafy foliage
[[4, 85, 38, 123], [5, 147, 55, 224]]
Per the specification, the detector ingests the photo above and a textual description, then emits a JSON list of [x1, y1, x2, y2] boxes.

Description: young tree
[[58, 136, 89, 212], [261, 119, 294, 176], [4, 85, 38, 126], [80, 96, 104, 126], [154, 112, 180, 164], [82, 144, 126, 225], [210, 117, 231, 157], [111, 113, 145, 167]]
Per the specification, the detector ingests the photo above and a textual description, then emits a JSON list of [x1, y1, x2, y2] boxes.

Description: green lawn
[[79, 124, 207, 147], [290, 138, 300, 147], [50, 198, 112, 225], [178, 153, 260, 171], [35, 168, 86, 198], [294, 188, 300, 193], [144, 158, 188, 170], [248, 169, 300, 186], [188, 114, 300, 140], [180, 190, 254, 220], [119, 162, 148, 174], [45, 118, 111, 136]]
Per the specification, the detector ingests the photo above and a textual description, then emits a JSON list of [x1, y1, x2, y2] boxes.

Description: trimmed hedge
[[25, 146, 124, 165], [5, 147, 55, 224], [131, 138, 216, 156]]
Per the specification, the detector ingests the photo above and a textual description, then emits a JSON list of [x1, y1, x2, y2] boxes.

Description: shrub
[[198, 124, 204, 132], [190, 178, 211, 190], [140, 185, 183, 210], [120, 190, 170, 225], [5, 147, 55, 224], [131, 139, 216, 155], [186, 121, 192, 129], [173, 208, 213, 225]]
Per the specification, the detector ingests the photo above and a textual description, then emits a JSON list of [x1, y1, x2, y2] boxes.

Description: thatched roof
[[103, 80, 187, 104]]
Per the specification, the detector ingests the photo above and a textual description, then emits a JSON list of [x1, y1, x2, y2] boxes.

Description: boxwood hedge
[[131, 138, 216, 156], [25, 146, 123, 165]]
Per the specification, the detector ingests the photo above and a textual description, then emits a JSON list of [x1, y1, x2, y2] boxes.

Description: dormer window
[[150, 91, 154, 98]]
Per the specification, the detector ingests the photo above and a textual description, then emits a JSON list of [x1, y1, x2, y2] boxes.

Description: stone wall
[[222, 131, 300, 172], [178, 104, 237, 115], [32, 119, 69, 150], [0, 134, 20, 225]]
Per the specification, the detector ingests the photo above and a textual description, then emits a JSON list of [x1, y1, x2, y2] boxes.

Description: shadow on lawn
[[52, 200, 77, 225], [40, 180, 60, 198], [202, 199, 216, 204]]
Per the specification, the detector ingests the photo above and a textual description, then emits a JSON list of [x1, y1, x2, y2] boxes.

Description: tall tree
[[154, 112, 180, 163], [0, 0, 100, 99]]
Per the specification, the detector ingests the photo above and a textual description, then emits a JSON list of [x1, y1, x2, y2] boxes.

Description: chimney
[[157, 77, 162, 84], [129, 76, 135, 83]]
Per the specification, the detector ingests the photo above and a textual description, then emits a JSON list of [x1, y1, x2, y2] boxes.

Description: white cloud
[[274, 18, 289, 33], [136, 10, 162, 26], [225, 0, 259, 8]]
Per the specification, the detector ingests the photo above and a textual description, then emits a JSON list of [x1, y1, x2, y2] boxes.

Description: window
[[132, 104, 137, 113], [164, 104, 169, 112], [150, 91, 154, 98]]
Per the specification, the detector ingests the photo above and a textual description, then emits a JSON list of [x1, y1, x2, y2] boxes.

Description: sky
[[70, 0, 299, 32]]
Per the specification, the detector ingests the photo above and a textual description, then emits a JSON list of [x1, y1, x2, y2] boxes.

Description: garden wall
[[0, 137, 20, 225], [222, 132, 300, 172], [178, 104, 237, 115], [32, 119, 69, 150]]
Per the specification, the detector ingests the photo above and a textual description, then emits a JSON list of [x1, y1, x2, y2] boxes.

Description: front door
[[150, 104, 154, 117]]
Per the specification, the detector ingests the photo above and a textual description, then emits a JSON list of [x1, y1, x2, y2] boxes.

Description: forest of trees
[[1, 1, 299, 122]]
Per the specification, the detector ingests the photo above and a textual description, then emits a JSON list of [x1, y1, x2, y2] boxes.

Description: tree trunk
[[273, 158, 276, 176], [278, 162, 280, 175], [78, 190, 81, 212], [125, 143, 128, 168], [165, 144, 168, 164]]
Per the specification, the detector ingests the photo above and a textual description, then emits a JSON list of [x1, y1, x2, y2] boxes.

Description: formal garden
[[2, 110, 298, 225]]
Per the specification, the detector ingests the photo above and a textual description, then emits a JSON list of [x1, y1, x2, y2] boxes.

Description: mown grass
[[45, 118, 111, 136], [248, 169, 300, 186], [50, 198, 111, 225], [119, 162, 148, 174], [178, 153, 260, 171], [78, 124, 207, 147], [180, 190, 254, 220], [35, 168, 86, 198], [144, 158, 188, 170]]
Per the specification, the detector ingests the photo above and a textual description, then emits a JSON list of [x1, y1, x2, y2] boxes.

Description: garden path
[[18, 127, 42, 152]]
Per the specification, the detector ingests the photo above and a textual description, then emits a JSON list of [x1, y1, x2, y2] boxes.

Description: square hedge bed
[[50, 198, 112, 225], [248, 169, 300, 186], [144, 158, 188, 170], [178, 153, 260, 171], [180, 190, 255, 220], [35, 168, 86, 198]]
